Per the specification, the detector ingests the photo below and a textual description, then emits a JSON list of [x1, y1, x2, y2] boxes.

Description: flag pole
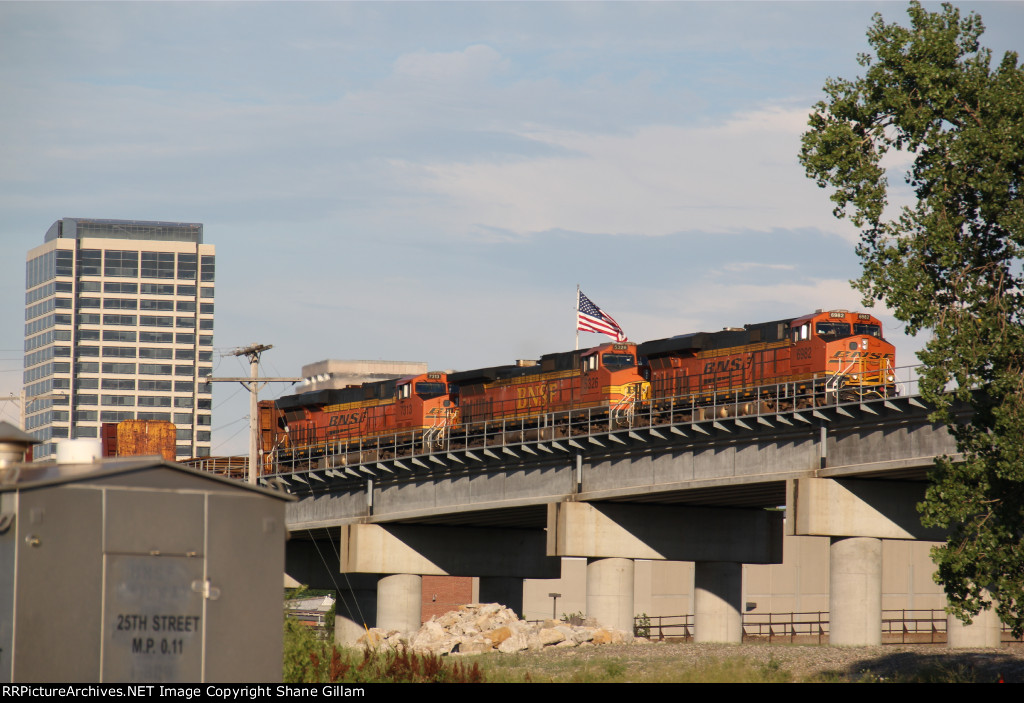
[[575, 284, 580, 350]]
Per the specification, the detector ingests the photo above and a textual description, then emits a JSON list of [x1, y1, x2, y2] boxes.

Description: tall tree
[[800, 1, 1024, 635]]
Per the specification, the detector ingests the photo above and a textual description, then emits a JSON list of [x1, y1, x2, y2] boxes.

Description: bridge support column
[[334, 577, 379, 646], [694, 561, 743, 643], [829, 536, 881, 646], [586, 558, 634, 632], [947, 591, 1001, 648], [479, 577, 524, 618], [377, 574, 422, 633]]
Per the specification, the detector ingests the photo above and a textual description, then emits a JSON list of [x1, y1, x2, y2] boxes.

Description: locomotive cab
[[789, 310, 896, 400], [394, 371, 454, 431], [580, 342, 650, 408]]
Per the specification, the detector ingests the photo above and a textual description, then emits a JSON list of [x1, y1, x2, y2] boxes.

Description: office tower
[[24, 218, 215, 460]]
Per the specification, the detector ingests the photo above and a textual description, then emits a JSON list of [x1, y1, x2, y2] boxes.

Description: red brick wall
[[421, 576, 473, 622]]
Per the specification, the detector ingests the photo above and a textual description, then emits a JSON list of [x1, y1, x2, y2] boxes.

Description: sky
[[1, 1, 1021, 456]]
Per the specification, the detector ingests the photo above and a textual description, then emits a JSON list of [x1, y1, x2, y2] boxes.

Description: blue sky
[[2, 1, 1021, 454]]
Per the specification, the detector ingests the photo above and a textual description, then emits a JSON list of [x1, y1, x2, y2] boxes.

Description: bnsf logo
[[829, 351, 893, 362], [328, 412, 364, 427], [703, 357, 754, 374]]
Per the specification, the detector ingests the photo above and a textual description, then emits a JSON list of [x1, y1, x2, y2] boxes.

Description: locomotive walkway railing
[[250, 364, 929, 489]]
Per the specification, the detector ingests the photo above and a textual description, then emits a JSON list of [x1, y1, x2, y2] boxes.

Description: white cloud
[[393, 44, 508, 83], [407, 106, 861, 240]]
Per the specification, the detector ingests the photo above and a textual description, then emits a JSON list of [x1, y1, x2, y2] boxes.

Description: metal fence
[[636, 609, 1023, 644]]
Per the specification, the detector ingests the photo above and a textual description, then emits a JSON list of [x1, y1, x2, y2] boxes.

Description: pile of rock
[[358, 603, 639, 656]]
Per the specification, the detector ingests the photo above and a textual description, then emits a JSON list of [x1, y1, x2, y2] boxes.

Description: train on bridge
[[259, 309, 896, 470]]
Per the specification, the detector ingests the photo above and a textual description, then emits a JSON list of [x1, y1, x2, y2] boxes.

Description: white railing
[[251, 364, 926, 479]]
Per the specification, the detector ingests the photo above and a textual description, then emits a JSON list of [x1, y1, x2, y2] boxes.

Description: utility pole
[[208, 344, 300, 484]]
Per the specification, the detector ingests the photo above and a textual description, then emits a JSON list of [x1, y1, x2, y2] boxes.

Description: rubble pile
[[358, 603, 641, 656]]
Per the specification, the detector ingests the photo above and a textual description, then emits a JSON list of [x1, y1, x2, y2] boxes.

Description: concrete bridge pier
[[377, 573, 423, 633], [548, 501, 782, 639], [693, 561, 743, 643], [947, 589, 1002, 648], [788, 478, 946, 646], [586, 557, 635, 631], [829, 536, 882, 646]]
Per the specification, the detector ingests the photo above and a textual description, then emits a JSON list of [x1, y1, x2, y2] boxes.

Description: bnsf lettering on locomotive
[[702, 357, 752, 374], [328, 412, 363, 426]]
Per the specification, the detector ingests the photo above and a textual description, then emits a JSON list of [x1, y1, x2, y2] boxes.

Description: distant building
[[296, 359, 427, 393], [24, 218, 215, 460]]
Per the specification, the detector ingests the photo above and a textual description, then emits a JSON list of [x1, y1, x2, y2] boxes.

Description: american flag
[[577, 290, 627, 342]]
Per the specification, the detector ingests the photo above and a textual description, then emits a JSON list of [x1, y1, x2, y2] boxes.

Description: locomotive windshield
[[854, 323, 882, 338], [602, 353, 635, 368], [415, 382, 447, 397], [815, 322, 852, 340]]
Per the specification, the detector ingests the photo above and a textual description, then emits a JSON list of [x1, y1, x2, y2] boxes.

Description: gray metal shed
[[0, 452, 291, 683]]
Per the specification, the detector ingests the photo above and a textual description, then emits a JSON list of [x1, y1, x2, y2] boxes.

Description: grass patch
[[473, 651, 793, 683]]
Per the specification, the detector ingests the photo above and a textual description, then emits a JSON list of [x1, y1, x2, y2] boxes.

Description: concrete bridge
[[270, 376, 999, 648]]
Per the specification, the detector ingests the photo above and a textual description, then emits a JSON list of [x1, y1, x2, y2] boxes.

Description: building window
[[103, 330, 137, 342], [104, 250, 139, 277], [138, 396, 172, 407], [78, 298, 101, 308], [176, 316, 195, 328], [77, 313, 101, 325], [139, 347, 173, 359], [140, 299, 174, 311], [175, 349, 195, 360], [140, 283, 175, 295], [77, 249, 102, 276], [76, 346, 100, 357], [102, 314, 137, 326], [177, 253, 197, 280], [102, 346, 137, 358], [102, 395, 135, 407], [139, 315, 173, 328], [141, 252, 175, 279], [139, 331, 173, 343], [175, 365, 194, 376], [139, 364, 172, 375], [105, 282, 138, 294], [101, 362, 136, 374], [176, 333, 195, 345], [174, 413, 193, 424], [177, 285, 196, 296], [138, 412, 171, 422], [139, 380, 172, 392], [200, 287, 214, 299], [174, 381, 194, 392], [104, 298, 138, 310], [200, 256, 215, 282], [174, 397, 194, 408], [77, 362, 99, 374], [76, 395, 98, 406], [74, 378, 99, 389], [102, 379, 136, 390], [199, 319, 213, 330]]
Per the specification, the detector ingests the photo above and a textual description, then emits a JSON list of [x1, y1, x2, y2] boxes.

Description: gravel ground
[[479, 640, 1024, 682]]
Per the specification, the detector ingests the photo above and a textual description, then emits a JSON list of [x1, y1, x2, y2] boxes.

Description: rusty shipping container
[[114, 419, 177, 461]]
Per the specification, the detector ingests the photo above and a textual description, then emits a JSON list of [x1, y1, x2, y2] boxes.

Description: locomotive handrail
[[260, 364, 926, 481]]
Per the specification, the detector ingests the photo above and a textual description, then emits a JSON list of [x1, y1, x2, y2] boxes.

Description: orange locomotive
[[449, 341, 649, 427], [272, 371, 454, 455], [638, 309, 896, 412]]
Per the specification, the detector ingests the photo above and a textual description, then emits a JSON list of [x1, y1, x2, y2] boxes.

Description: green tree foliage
[[800, 1, 1024, 635]]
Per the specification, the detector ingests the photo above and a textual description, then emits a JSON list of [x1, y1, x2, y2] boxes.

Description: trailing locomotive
[[638, 309, 896, 414], [270, 371, 455, 457], [450, 341, 649, 426], [261, 309, 895, 472]]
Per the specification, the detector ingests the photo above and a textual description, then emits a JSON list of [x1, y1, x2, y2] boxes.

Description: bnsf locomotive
[[261, 310, 895, 470]]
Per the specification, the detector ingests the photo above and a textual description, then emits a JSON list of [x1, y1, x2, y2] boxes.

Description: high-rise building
[[24, 218, 215, 460]]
